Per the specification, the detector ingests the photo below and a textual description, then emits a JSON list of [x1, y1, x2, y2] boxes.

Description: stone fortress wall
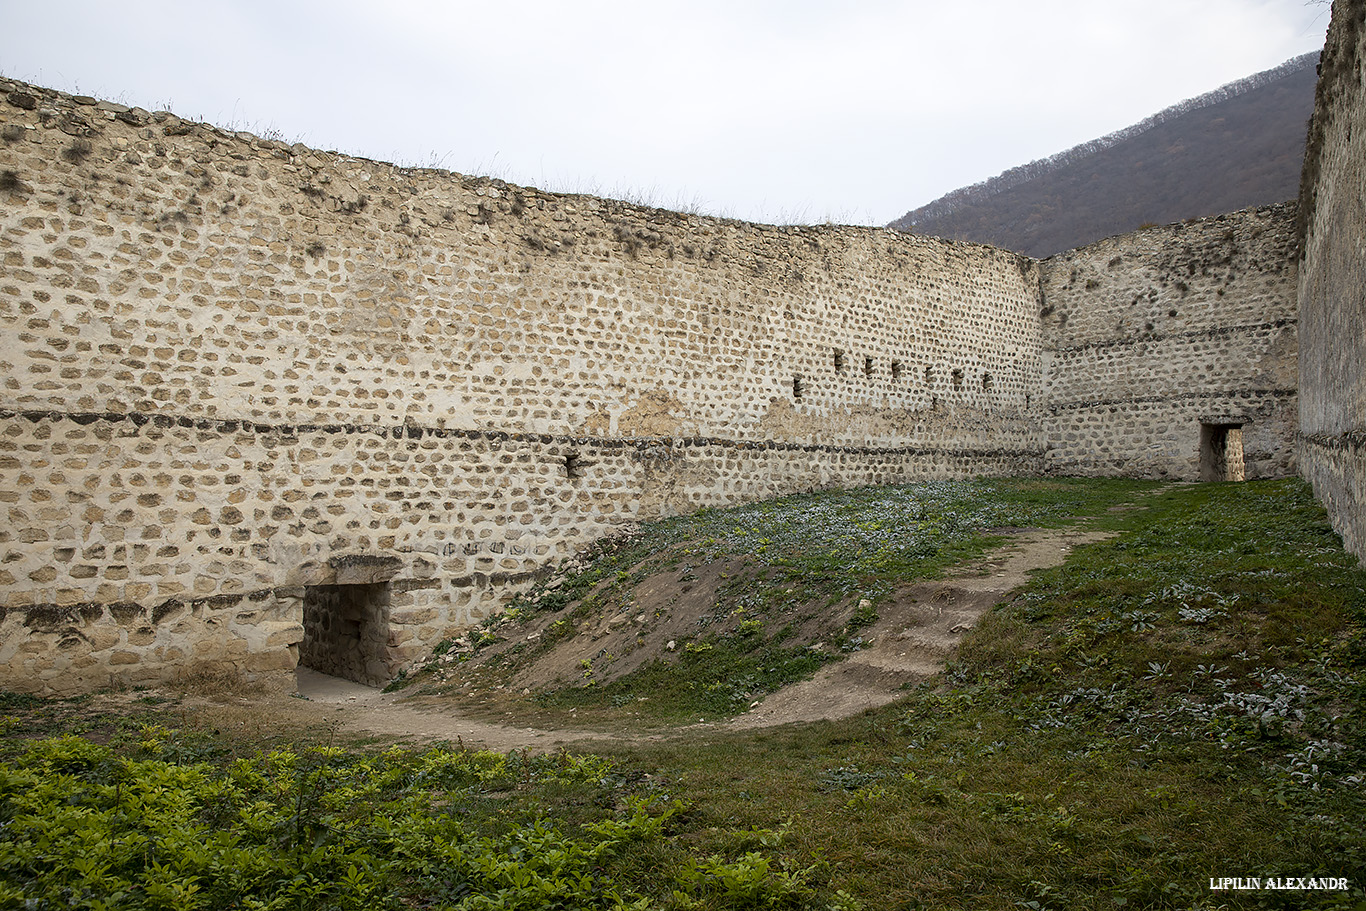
[[1040, 203, 1299, 479], [0, 77, 1047, 692], [1297, 0, 1366, 563], [0, 59, 1309, 693]]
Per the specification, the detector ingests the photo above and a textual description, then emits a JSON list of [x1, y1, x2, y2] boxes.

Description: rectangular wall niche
[[300, 583, 392, 686], [1200, 423, 1246, 482]]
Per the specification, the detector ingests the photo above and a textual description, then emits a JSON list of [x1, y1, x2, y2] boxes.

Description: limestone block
[[389, 608, 437, 626], [385, 644, 423, 665], [89, 628, 121, 651], [263, 621, 305, 647], [56, 637, 90, 657], [243, 648, 298, 672], [331, 555, 402, 585]]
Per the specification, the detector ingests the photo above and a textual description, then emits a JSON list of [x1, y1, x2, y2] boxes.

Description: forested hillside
[[890, 53, 1318, 257]]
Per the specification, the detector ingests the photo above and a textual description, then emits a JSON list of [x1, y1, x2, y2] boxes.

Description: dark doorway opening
[[1200, 423, 1246, 482], [299, 583, 391, 685]]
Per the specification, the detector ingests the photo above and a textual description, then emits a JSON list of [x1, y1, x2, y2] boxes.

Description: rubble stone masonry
[[0, 71, 1304, 693], [1041, 203, 1299, 479], [1297, 0, 1366, 563], [0, 78, 1046, 692]]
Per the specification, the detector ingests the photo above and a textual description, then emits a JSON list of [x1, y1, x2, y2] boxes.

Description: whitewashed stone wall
[[0, 78, 1045, 693]]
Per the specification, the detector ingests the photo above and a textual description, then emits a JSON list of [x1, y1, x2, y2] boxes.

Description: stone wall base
[[1299, 433, 1366, 562]]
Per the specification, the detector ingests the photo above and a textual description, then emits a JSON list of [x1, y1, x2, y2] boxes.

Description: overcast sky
[[0, 1, 1331, 226]]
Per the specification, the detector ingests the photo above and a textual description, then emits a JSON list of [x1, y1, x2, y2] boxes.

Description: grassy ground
[[595, 479, 1366, 909], [413, 477, 1154, 725], [2, 478, 1363, 909]]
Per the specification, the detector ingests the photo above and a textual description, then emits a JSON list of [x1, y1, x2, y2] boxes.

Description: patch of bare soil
[[288, 668, 620, 750], [447, 555, 764, 694], [102, 669, 622, 754]]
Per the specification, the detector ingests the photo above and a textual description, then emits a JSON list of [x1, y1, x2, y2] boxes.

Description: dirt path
[[725, 525, 1111, 728], [171, 519, 1118, 751], [288, 667, 622, 750]]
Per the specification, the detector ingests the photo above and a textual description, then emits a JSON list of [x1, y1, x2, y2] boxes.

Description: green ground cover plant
[[3, 478, 1363, 909], [0, 729, 818, 910]]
